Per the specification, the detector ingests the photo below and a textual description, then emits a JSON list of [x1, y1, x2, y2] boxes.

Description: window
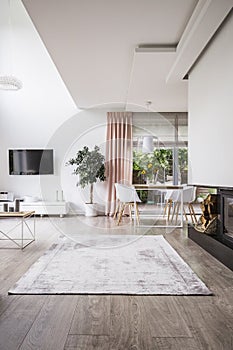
[[132, 112, 188, 185]]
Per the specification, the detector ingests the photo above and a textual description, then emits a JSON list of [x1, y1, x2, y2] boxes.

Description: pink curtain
[[105, 112, 133, 215]]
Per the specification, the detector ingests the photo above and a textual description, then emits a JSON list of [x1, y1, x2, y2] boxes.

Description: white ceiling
[[21, 0, 232, 111]]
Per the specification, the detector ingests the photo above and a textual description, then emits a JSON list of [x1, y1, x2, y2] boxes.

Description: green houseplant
[[66, 146, 106, 215]]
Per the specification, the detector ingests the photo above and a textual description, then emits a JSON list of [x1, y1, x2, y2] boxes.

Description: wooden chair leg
[[163, 200, 168, 216], [191, 204, 198, 224], [171, 202, 178, 221], [189, 203, 197, 224], [173, 202, 180, 224], [117, 203, 125, 225], [187, 204, 194, 224], [129, 203, 132, 221], [113, 199, 120, 219], [183, 206, 189, 221], [176, 202, 181, 224], [167, 200, 172, 221], [135, 202, 140, 225]]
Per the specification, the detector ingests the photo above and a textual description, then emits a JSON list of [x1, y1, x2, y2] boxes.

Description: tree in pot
[[66, 146, 106, 216]]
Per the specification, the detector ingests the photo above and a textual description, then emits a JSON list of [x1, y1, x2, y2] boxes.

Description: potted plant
[[66, 145, 106, 216]]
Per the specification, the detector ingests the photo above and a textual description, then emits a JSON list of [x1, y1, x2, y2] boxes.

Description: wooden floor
[[0, 216, 233, 350]]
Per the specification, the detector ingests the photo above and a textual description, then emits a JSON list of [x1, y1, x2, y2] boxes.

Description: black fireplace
[[188, 187, 233, 271]]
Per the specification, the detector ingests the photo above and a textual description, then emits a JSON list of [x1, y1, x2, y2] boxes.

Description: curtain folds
[[105, 112, 133, 215]]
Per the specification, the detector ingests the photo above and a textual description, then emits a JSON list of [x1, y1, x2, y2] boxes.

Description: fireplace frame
[[188, 186, 233, 271], [218, 188, 233, 249]]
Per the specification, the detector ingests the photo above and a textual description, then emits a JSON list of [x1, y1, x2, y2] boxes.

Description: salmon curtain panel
[[105, 112, 133, 215]]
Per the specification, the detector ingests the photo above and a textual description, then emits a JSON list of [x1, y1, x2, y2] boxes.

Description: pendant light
[[0, 75, 22, 90], [142, 100, 153, 153], [0, 0, 22, 91], [142, 135, 154, 153]]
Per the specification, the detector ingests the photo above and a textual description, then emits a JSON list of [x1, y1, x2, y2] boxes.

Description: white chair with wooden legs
[[168, 190, 181, 223], [163, 190, 175, 221], [171, 186, 197, 224], [185, 186, 197, 224], [114, 183, 141, 225]]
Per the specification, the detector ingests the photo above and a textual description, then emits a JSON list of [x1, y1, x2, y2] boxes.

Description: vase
[[146, 177, 153, 185], [85, 203, 97, 217], [153, 172, 158, 184]]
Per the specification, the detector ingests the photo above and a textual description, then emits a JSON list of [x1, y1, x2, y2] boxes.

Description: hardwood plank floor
[[69, 295, 110, 335], [64, 335, 109, 350], [0, 216, 233, 350], [153, 337, 199, 350], [143, 296, 192, 338], [0, 295, 46, 350], [19, 296, 78, 350], [174, 295, 233, 349], [109, 295, 155, 350]]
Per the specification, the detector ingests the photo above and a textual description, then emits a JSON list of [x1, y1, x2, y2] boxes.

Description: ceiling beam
[[166, 0, 233, 82]]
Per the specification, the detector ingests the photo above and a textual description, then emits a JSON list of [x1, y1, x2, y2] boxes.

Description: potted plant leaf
[[66, 145, 106, 216]]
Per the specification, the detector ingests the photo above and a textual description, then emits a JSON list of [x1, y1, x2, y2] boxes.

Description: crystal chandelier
[[0, 0, 22, 91]]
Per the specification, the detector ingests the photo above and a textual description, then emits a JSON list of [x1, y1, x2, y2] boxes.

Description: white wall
[[0, 0, 119, 214], [188, 11, 233, 187], [45, 109, 108, 214], [0, 0, 77, 199]]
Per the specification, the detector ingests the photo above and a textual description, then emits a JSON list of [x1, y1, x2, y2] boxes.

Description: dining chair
[[167, 190, 181, 222], [114, 183, 141, 225], [184, 186, 197, 224], [163, 189, 175, 221], [171, 186, 197, 224]]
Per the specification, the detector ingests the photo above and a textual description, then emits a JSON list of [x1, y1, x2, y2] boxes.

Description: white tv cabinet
[[0, 201, 68, 217], [20, 201, 68, 217]]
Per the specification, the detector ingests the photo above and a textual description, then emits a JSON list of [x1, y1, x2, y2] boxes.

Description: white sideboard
[[0, 201, 68, 217]]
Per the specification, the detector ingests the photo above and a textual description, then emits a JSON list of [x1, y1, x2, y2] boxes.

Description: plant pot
[[85, 203, 97, 217]]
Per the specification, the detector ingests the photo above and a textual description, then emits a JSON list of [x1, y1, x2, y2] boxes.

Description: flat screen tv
[[9, 149, 54, 175]]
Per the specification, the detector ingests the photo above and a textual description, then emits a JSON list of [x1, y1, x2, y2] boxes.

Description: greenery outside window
[[132, 113, 188, 185]]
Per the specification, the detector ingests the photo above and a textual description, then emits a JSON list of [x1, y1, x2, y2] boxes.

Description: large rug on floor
[[9, 235, 211, 295]]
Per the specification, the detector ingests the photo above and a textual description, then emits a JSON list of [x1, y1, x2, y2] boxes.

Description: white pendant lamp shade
[[142, 136, 154, 153], [0, 75, 22, 90]]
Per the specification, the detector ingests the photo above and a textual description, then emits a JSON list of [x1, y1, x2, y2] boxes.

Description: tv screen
[[9, 149, 54, 175]]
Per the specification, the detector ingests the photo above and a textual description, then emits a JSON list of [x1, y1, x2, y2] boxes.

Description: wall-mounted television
[[9, 149, 54, 175]]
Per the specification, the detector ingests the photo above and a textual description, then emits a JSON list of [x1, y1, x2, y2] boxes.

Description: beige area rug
[[9, 235, 211, 295]]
